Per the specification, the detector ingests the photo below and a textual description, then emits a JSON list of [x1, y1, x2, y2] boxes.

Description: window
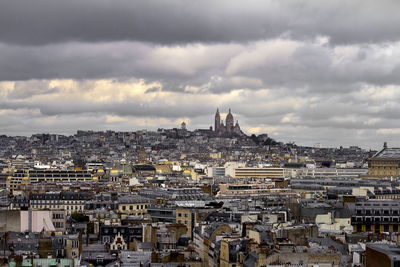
[[72, 240, 79, 248], [178, 213, 182, 217]]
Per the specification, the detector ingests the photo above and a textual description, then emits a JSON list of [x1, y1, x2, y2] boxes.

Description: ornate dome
[[226, 108, 234, 127]]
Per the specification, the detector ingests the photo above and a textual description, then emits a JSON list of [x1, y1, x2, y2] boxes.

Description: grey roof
[[308, 237, 347, 255], [372, 147, 400, 159], [119, 251, 151, 266], [118, 195, 151, 204], [243, 251, 258, 267]]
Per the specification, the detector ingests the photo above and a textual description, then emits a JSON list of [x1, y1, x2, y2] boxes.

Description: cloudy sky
[[1, 0, 400, 149]]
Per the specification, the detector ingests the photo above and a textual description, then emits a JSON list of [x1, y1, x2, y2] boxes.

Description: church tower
[[215, 108, 221, 133], [226, 108, 234, 133], [234, 120, 241, 134]]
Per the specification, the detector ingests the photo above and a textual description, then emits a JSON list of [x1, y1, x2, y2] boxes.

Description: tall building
[[214, 108, 243, 137]]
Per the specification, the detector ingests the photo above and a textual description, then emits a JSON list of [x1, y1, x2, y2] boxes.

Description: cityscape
[[2, 1, 400, 267], [1, 109, 400, 267]]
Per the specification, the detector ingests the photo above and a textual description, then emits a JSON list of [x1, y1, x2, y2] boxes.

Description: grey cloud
[[2, 40, 400, 95], [0, 97, 215, 119], [8, 81, 61, 99], [144, 86, 161, 94], [1, 0, 400, 46], [3, 0, 400, 148]]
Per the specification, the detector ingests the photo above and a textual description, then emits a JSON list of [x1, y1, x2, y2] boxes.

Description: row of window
[[356, 210, 399, 215], [54, 222, 64, 228], [121, 204, 147, 211], [356, 203, 399, 207], [53, 213, 64, 219], [32, 200, 84, 204], [356, 224, 399, 232], [102, 228, 141, 234], [32, 205, 83, 210], [353, 217, 400, 222]]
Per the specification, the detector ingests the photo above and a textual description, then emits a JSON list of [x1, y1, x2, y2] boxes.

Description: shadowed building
[[366, 243, 400, 267]]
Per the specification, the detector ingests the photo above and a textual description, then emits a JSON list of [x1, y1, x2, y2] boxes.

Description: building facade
[[351, 200, 400, 233], [368, 145, 400, 178]]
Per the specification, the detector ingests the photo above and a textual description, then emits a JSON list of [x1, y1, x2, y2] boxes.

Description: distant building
[[234, 167, 288, 179], [118, 195, 151, 217], [368, 143, 400, 178], [214, 108, 243, 137], [181, 121, 187, 130], [6, 169, 96, 191]]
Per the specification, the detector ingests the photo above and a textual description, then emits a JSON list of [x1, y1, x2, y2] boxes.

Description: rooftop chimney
[[384, 142, 388, 149]]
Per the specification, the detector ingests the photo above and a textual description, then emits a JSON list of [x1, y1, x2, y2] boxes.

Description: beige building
[[7, 169, 96, 191], [51, 209, 67, 232], [176, 208, 198, 238], [234, 167, 287, 179], [193, 223, 233, 267], [217, 183, 273, 198], [118, 195, 151, 217], [219, 237, 246, 267], [368, 145, 400, 178], [247, 250, 341, 267]]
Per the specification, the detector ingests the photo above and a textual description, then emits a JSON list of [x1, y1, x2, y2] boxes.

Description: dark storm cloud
[[0, 41, 237, 83], [1, 0, 400, 46]]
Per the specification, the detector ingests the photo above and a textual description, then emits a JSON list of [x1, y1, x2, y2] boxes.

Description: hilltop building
[[214, 108, 244, 137]]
